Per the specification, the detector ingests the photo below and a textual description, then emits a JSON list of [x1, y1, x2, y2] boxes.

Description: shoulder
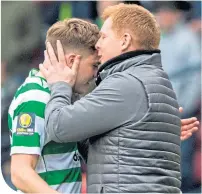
[[9, 76, 50, 120], [14, 76, 50, 102], [95, 72, 144, 99], [102, 72, 143, 90], [15, 76, 49, 98]]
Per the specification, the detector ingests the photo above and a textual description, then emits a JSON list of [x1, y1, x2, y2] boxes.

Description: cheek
[[107, 40, 120, 51], [80, 67, 94, 82], [75, 66, 84, 83], [87, 67, 94, 78], [76, 69, 82, 81], [101, 38, 111, 49]]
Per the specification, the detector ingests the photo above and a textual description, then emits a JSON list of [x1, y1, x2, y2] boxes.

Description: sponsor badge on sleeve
[[16, 113, 35, 136]]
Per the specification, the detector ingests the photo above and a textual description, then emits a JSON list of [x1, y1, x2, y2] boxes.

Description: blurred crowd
[[1, 1, 201, 193]]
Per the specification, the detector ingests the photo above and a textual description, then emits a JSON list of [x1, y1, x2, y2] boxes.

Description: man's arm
[[8, 81, 58, 193], [11, 154, 59, 193], [45, 75, 142, 142], [44, 78, 200, 143]]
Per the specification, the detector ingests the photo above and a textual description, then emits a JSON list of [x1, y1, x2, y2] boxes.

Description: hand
[[179, 107, 200, 141], [39, 40, 81, 87]]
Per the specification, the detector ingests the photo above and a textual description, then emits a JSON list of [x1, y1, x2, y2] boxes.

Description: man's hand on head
[[39, 40, 81, 87]]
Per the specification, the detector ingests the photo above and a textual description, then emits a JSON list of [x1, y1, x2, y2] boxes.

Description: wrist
[[48, 78, 75, 87]]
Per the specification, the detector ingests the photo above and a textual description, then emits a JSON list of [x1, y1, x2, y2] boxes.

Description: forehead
[[100, 17, 113, 34], [85, 52, 99, 63]]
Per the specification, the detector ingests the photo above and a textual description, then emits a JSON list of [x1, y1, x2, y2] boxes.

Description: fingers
[[182, 125, 199, 133], [181, 117, 198, 125], [181, 121, 199, 131], [181, 130, 193, 136], [72, 55, 81, 75], [44, 50, 52, 69], [47, 42, 58, 66], [189, 126, 199, 133], [179, 107, 183, 113], [39, 63, 48, 78], [180, 118, 199, 141], [57, 40, 66, 69], [181, 133, 192, 141]]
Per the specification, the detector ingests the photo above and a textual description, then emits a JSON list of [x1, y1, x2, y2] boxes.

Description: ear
[[65, 53, 76, 68], [121, 33, 132, 52]]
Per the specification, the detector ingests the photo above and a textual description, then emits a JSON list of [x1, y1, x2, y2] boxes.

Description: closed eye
[[99, 32, 106, 40], [93, 62, 101, 68]]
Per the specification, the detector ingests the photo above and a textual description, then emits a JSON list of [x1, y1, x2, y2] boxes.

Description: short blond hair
[[102, 3, 160, 50], [46, 18, 100, 56]]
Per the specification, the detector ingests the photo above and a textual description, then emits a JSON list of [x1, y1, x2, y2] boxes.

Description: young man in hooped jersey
[[9, 18, 100, 193]]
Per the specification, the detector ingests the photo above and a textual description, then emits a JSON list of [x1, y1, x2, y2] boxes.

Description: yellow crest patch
[[16, 113, 35, 136], [19, 113, 32, 128]]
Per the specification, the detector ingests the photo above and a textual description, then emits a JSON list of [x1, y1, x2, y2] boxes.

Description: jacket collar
[[96, 50, 161, 85]]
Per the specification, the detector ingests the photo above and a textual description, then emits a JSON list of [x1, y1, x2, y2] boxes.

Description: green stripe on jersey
[[12, 132, 40, 147], [8, 113, 12, 130], [42, 141, 77, 155], [39, 167, 81, 185], [15, 83, 50, 99], [13, 101, 45, 119]]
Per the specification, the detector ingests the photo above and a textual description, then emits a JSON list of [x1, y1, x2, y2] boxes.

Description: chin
[[101, 58, 109, 64], [100, 59, 105, 64]]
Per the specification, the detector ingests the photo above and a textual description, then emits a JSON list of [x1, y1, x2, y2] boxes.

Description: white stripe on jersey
[[11, 116, 18, 133], [43, 151, 81, 172], [51, 182, 81, 193], [20, 76, 49, 89], [9, 89, 50, 118], [10, 146, 41, 156], [35, 116, 46, 149], [35, 156, 46, 173]]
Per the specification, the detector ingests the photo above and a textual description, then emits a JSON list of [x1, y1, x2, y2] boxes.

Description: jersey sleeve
[[10, 91, 48, 156]]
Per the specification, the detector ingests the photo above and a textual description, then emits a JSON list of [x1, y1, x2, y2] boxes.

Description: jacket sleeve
[[45, 74, 146, 142]]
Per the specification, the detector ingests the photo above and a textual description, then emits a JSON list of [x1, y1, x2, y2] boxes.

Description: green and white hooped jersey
[[8, 69, 81, 193]]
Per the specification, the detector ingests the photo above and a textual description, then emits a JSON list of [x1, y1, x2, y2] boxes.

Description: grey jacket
[[45, 50, 181, 193]]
